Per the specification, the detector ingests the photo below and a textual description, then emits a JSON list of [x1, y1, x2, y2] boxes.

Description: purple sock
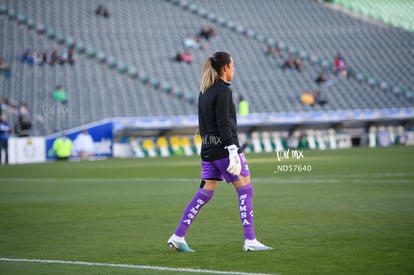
[[174, 188, 214, 237], [237, 183, 256, 240]]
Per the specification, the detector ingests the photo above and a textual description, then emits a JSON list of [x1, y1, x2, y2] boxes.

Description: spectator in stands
[[21, 49, 34, 64], [52, 49, 63, 65], [265, 45, 282, 58], [300, 91, 315, 105], [36, 23, 46, 35], [18, 101, 30, 117], [315, 72, 327, 85], [33, 49, 43, 65], [313, 90, 328, 106], [8, 101, 19, 119], [67, 48, 76, 65], [333, 52, 347, 78], [0, 116, 11, 164], [294, 57, 304, 72], [1, 98, 9, 118], [74, 129, 95, 160], [198, 26, 217, 41], [42, 50, 53, 65], [183, 35, 207, 50], [60, 50, 69, 64], [175, 51, 194, 64], [281, 56, 295, 71], [95, 5, 110, 17], [14, 115, 32, 137], [0, 57, 11, 77], [52, 133, 73, 161], [315, 72, 334, 87], [53, 85, 68, 104], [238, 95, 250, 116]]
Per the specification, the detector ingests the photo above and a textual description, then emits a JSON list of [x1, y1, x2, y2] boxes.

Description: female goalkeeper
[[167, 51, 272, 252]]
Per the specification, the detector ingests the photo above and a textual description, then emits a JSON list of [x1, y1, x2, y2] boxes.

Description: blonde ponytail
[[200, 57, 218, 94]]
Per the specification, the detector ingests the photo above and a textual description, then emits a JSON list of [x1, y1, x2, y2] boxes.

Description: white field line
[[0, 257, 277, 275], [0, 175, 412, 184]]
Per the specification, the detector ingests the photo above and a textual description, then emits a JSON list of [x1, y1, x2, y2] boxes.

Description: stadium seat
[[299, 50, 309, 61], [287, 46, 298, 57], [256, 34, 267, 43], [142, 139, 157, 157], [405, 91, 413, 101], [130, 137, 145, 158], [65, 37, 75, 49], [150, 77, 160, 89], [169, 136, 183, 156], [76, 41, 85, 54], [106, 56, 116, 68], [356, 73, 368, 83], [315, 131, 327, 150], [235, 25, 247, 35], [193, 135, 202, 155], [46, 29, 55, 39], [173, 88, 184, 99], [188, 4, 198, 14], [17, 13, 27, 25], [184, 93, 196, 105], [392, 86, 403, 96], [196, 8, 207, 18], [96, 51, 106, 64], [271, 132, 284, 151], [277, 41, 288, 52], [328, 129, 337, 149], [241, 28, 252, 39], [160, 82, 173, 94], [56, 33, 65, 44], [181, 136, 193, 156], [379, 81, 391, 92], [0, 4, 7, 15], [36, 23, 47, 34], [8, 9, 16, 20], [261, 131, 274, 153], [128, 67, 138, 79], [139, 73, 149, 84], [156, 136, 170, 157], [309, 55, 320, 65], [306, 130, 317, 150], [86, 47, 96, 59], [179, 0, 190, 9], [206, 12, 217, 22], [251, 131, 263, 153], [117, 62, 127, 74], [367, 77, 378, 88]]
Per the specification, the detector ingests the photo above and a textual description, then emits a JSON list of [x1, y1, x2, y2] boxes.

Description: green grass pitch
[[0, 146, 413, 274]]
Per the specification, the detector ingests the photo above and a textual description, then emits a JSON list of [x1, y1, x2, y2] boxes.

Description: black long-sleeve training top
[[198, 79, 240, 161]]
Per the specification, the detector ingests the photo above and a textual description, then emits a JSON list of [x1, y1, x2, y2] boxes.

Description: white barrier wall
[[8, 137, 46, 164]]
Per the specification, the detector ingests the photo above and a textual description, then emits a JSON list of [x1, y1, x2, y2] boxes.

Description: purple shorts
[[201, 153, 250, 183]]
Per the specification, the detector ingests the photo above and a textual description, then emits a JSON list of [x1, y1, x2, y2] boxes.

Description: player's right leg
[[167, 179, 218, 252]]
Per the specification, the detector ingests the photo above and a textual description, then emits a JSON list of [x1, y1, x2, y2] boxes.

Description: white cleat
[[167, 234, 195, 252], [243, 239, 273, 251]]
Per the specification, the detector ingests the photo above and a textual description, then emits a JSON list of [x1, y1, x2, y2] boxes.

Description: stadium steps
[[171, 0, 414, 103], [1, 0, 413, 136], [0, 1, 198, 134]]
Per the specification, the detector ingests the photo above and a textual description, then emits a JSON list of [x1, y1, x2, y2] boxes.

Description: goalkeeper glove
[[225, 144, 241, 176]]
